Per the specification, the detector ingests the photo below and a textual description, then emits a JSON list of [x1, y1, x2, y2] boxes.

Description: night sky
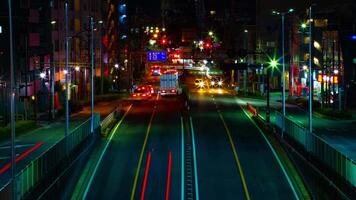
[[128, 0, 161, 17]]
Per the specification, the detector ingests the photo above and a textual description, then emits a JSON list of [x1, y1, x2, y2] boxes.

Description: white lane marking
[[189, 117, 200, 200], [235, 98, 300, 200], [181, 117, 185, 200]]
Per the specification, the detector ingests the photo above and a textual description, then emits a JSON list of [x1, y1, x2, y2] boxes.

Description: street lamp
[[272, 8, 294, 136], [65, 0, 69, 138], [266, 58, 279, 124], [40, 72, 46, 79], [7, 0, 17, 197], [50, 20, 57, 120], [308, 5, 313, 134], [90, 16, 95, 134], [301, 23, 307, 29]]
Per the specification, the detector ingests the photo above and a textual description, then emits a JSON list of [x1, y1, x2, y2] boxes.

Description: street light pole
[[51, 21, 56, 120], [308, 6, 313, 134], [99, 22, 104, 95], [272, 9, 294, 137], [90, 16, 95, 133], [65, 1, 69, 137], [266, 67, 271, 124], [7, 0, 17, 198], [281, 14, 286, 137]]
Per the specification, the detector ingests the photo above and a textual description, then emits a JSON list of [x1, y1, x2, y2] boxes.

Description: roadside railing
[[275, 111, 356, 188], [101, 104, 122, 132], [0, 114, 100, 199]]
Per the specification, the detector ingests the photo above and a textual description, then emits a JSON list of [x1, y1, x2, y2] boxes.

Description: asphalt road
[[189, 92, 296, 199], [80, 90, 299, 200]]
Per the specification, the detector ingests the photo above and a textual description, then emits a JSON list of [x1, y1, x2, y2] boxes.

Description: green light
[[269, 59, 278, 68], [208, 31, 214, 36], [288, 8, 294, 13], [301, 23, 307, 29]]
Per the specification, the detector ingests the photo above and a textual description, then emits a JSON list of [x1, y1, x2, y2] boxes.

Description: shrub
[[0, 121, 38, 142]]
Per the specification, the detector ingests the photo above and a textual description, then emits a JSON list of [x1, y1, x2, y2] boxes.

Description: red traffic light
[[204, 42, 211, 49], [161, 39, 167, 45]]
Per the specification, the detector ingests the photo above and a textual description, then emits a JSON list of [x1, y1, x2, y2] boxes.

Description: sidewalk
[[0, 98, 124, 187], [236, 96, 356, 161]]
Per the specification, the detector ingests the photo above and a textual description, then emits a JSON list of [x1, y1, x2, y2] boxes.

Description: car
[[194, 79, 206, 88], [130, 87, 152, 101], [138, 85, 154, 94], [209, 77, 223, 88], [150, 66, 161, 76], [146, 85, 155, 94]]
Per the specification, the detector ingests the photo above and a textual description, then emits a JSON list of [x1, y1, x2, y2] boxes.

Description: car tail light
[[142, 94, 146, 97], [171, 89, 176, 93], [162, 90, 166, 93], [151, 90, 154, 94], [132, 94, 137, 97]]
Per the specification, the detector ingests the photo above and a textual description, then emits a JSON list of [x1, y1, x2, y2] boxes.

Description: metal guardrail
[[0, 114, 100, 199], [275, 111, 356, 188], [100, 105, 122, 131]]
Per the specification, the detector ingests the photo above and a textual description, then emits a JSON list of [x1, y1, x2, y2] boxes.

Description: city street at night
[[1, 0, 356, 199]]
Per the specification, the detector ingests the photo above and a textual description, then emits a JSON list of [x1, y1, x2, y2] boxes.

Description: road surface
[[81, 91, 298, 199]]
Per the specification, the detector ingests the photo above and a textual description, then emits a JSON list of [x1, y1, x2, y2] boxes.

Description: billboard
[[147, 51, 167, 62]]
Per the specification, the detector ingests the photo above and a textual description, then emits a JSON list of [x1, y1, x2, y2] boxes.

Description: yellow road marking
[[218, 112, 251, 200], [130, 94, 158, 200]]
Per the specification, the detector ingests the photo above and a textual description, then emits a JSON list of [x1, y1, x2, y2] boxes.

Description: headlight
[[218, 81, 223, 86], [199, 82, 205, 87], [211, 81, 215, 86]]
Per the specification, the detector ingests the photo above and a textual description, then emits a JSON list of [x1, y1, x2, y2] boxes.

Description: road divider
[[246, 103, 257, 117]]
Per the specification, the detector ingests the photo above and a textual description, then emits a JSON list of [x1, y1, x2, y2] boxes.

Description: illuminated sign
[[147, 51, 167, 62], [0, 26, 2, 34]]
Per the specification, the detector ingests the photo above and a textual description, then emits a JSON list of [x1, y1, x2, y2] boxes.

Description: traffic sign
[[147, 51, 167, 62]]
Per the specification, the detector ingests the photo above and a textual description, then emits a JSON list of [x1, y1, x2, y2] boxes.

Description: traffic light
[[204, 42, 211, 49], [161, 38, 167, 45]]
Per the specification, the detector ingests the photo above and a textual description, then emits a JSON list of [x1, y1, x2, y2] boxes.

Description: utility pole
[[99, 22, 104, 95], [308, 5, 313, 134], [266, 67, 271, 124], [272, 8, 294, 137], [65, 0, 69, 137], [90, 16, 95, 134], [7, 0, 17, 198], [51, 21, 56, 120]]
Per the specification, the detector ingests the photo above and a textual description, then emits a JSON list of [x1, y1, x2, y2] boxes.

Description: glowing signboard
[[147, 51, 167, 62]]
